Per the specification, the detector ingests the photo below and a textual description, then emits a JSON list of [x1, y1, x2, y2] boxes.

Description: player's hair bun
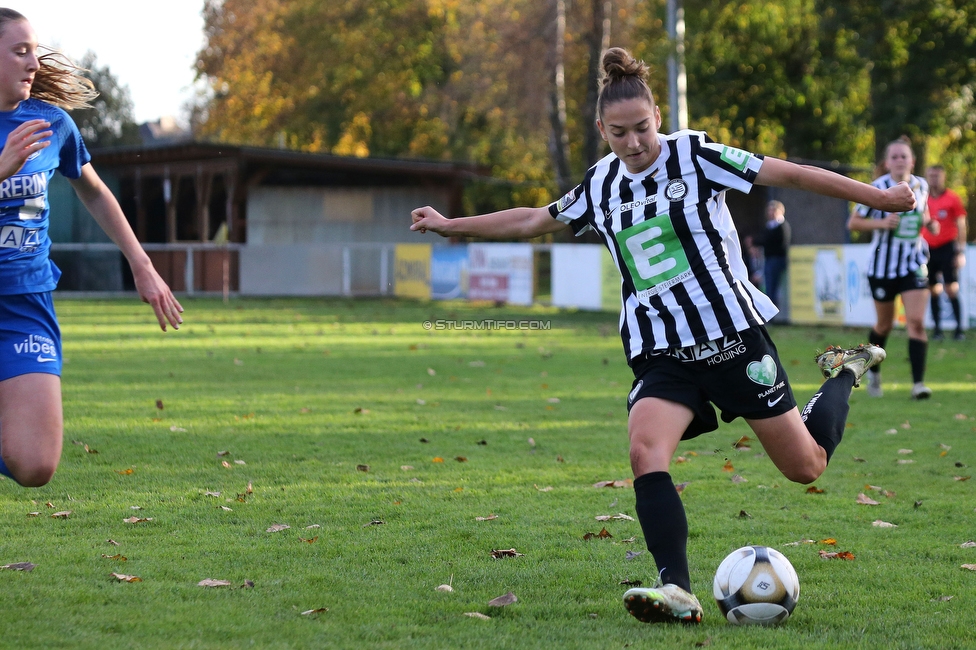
[[601, 47, 649, 89]]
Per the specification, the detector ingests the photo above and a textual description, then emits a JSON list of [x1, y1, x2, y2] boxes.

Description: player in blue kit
[[0, 8, 183, 487]]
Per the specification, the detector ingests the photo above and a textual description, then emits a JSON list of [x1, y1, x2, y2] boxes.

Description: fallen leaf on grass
[[738, 510, 752, 519], [353, 408, 370, 415], [115, 469, 133, 475], [872, 520, 898, 528], [961, 541, 976, 548], [931, 595, 954, 602], [111, 572, 141, 582], [170, 425, 187, 432], [130, 506, 142, 510], [107, 539, 120, 546], [216, 451, 230, 457], [731, 474, 747, 484], [123, 517, 153, 524], [819, 550, 856, 560], [155, 399, 164, 410], [856, 493, 880, 506], [464, 612, 491, 620], [722, 460, 735, 472], [820, 538, 837, 545], [955, 414, 968, 420], [84, 445, 98, 454], [101, 554, 127, 561], [490, 549, 524, 559], [534, 484, 553, 492], [733, 436, 752, 450], [242, 579, 255, 589], [1, 562, 35, 572], [26, 512, 39, 517], [436, 584, 453, 592], [45, 502, 54, 508], [595, 513, 634, 522], [220, 506, 233, 511], [198, 578, 232, 587], [620, 579, 642, 586], [50, 511, 72, 519], [475, 515, 498, 521], [487, 591, 517, 607], [961, 564, 976, 571], [432, 457, 444, 463], [675, 456, 688, 463], [266, 524, 290, 533], [898, 459, 915, 464], [954, 476, 971, 482], [400, 465, 414, 471], [356, 464, 370, 472], [853, 457, 866, 462], [806, 486, 825, 494], [783, 539, 815, 547], [675, 482, 689, 494], [898, 449, 913, 454], [299, 537, 318, 544], [625, 550, 643, 560], [234, 460, 246, 465], [583, 528, 613, 541], [455, 456, 467, 463], [363, 520, 385, 527], [221, 461, 232, 468], [593, 479, 633, 488], [620, 537, 637, 544]]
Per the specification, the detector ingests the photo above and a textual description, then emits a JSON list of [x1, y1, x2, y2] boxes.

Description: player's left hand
[[881, 181, 917, 213], [132, 264, 184, 331]]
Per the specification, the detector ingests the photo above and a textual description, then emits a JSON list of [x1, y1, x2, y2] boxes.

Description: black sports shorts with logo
[[627, 325, 796, 440], [927, 244, 959, 287], [868, 266, 928, 303]]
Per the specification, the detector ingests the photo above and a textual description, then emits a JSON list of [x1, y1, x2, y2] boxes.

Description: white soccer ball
[[713, 545, 799, 625]]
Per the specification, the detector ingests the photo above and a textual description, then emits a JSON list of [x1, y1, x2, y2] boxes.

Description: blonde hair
[[597, 47, 654, 119], [0, 9, 98, 110]]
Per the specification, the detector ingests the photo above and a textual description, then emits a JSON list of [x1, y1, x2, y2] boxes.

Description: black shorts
[[627, 325, 797, 440], [927, 244, 959, 286], [868, 267, 928, 302]]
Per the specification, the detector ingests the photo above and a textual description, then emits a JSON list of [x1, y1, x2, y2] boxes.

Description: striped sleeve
[[695, 136, 764, 195]]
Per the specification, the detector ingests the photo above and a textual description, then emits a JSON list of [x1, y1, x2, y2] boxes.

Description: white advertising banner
[[551, 244, 605, 310], [467, 243, 534, 305]]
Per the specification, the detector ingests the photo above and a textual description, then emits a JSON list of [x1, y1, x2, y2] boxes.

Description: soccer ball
[[712, 545, 799, 625]]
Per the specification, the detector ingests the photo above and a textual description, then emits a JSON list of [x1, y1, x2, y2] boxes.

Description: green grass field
[[1, 297, 974, 649]]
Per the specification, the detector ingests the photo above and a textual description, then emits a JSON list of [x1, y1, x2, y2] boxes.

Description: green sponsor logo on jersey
[[720, 146, 751, 172], [614, 213, 691, 292], [892, 210, 923, 240]]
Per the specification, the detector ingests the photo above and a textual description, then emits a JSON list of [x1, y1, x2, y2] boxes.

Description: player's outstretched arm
[[0, 120, 52, 181], [68, 164, 184, 331], [756, 157, 916, 213], [411, 205, 568, 240]]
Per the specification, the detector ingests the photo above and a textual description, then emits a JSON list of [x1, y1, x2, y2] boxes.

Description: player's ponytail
[[0, 8, 98, 111], [597, 47, 654, 118]]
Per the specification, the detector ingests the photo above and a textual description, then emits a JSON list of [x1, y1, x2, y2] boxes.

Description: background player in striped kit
[[0, 9, 182, 487], [923, 164, 967, 341], [411, 47, 912, 624], [848, 137, 936, 399]]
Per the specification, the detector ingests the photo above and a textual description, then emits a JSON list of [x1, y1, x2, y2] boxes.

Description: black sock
[[634, 471, 691, 592], [950, 296, 962, 330], [931, 295, 942, 331], [868, 329, 887, 372], [908, 338, 927, 383], [800, 372, 855, 461]]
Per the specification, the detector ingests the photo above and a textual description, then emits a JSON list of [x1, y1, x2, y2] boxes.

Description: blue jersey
[[0, 98, 90, 295]]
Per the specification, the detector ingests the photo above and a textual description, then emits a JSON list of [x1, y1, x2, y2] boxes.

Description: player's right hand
[[0, 120, 52, 180], [410, 206, 451, 236]]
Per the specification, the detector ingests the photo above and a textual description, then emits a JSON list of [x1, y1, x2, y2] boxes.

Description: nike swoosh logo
[[36, 356, 56, 363], [767, 394, 784, 407]]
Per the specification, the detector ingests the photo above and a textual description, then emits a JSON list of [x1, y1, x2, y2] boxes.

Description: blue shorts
[[627, 325, 797, 440], [0, 292, 62, 382]]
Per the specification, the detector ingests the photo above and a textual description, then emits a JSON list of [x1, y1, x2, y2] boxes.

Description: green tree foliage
[[72, 52, 141, 148]]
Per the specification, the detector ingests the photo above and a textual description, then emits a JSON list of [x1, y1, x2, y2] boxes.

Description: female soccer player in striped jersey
[[0, 9, 182, 487], [411, 47, 913, 624], [848, 137, 934, 399]]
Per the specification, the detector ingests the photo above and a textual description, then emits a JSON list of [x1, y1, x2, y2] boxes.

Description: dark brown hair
[[0, 8, 98, 110], [597, 47, 654, 119]]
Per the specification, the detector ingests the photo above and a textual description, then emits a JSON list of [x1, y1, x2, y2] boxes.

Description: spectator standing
[[758, 200, 790, 311]]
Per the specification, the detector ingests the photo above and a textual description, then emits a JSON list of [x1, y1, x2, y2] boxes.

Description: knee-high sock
[[931, 294, 942, 330], [909, 338, 927, 383], [868, 329, 887, 372], [950, 296, 962, 328], [801, 372, 855, 461], [634, 471, 691, 592]]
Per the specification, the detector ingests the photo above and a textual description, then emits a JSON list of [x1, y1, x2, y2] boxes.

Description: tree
[[72, 52, 141, 148]]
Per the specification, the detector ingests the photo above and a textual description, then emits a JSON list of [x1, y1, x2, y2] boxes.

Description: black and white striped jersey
[[548, 130, 777, 361], [852, 173, 929, 279]]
